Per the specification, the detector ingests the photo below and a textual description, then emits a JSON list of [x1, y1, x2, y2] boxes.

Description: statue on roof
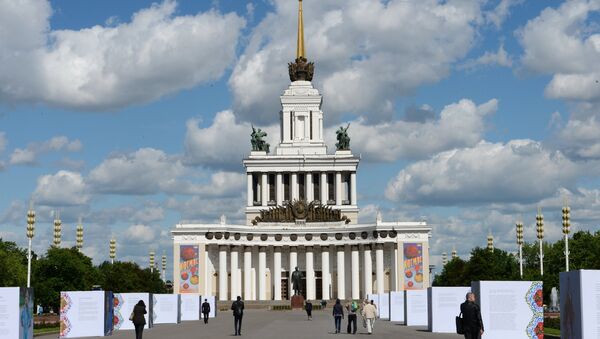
[[251, 125, 270, 153], [288, 0, 314, 82], [335, 124, 350, 150]]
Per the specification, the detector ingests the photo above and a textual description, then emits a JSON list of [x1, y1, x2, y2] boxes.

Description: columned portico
[[273, 247, 282, 300], [306, 246, 315, 300], [375, 243, 384, 294], [219, 245, 228, 300], [321, 246, 330, 300], [351, 245, 360, 299], [363, 244, 373, 297], [244, 246, 253, 300], [289, 246, 297, 295], [258, 246, 267, 300], [336, 245, 345, 300], [230, 246, 240, 299]]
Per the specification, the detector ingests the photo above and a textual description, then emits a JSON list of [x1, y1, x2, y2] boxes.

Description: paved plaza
[[39, 309, 461, 339]]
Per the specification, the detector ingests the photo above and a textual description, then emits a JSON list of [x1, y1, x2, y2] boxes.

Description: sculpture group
[[250, 126, 270, 153]]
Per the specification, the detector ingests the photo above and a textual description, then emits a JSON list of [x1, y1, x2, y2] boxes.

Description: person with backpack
[[305, 300, 313, 320], [332, 299, 344, 334], [201, 299, 211, 324], [231, 296, 244, 336], [345, 300, 358, 334]]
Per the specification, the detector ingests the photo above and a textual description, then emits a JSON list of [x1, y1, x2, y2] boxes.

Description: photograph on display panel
[[20, 288, 33, 339], [403, 243, 423, 289], [180, 245, 199, 293]]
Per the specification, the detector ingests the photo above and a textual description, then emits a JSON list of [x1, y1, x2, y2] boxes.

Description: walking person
[[231, 296, 244, 336], [202, 299, 211, 324], [460, 292, 484, 339], [305, 300, 313, 320], [332, 299, 344, 334], [361, 300, 377, 334], [131, 300, 147, 339], [345, 300, 358, 334]]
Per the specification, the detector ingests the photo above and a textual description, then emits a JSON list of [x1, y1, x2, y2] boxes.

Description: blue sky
[[1, 0, 600, 278]]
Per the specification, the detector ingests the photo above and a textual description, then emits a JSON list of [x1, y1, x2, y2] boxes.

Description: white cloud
[[88, 148, 186, 195], [230, 0, 482, 124], [184, 110, 278, 169], [485, 0, 523, 29], [559, 115, 600, 159], [33, 170, 89, 206], [386, 139, 581, 205], [459, 43, 512, 70], [0, 0, 245, 110], [518, 0, 600, 102], [0, 132, 6, 153], [124, 224, 156, 243], [9, 136, 82, 165], [132, 206, 165, 224], [327, 98, 497, 162]]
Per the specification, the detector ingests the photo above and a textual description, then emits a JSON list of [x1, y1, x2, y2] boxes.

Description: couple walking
[[332, 299, 378, 334]]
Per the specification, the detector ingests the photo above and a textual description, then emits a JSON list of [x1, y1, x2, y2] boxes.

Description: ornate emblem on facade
[[288, 56, 314, 82], [251, 200, 351, 225]]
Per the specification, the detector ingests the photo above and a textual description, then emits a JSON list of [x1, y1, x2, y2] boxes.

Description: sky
[[1, 0, 600, 280]]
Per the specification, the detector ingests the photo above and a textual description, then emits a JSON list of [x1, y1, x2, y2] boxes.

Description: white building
[[172, 0, 431, 301]]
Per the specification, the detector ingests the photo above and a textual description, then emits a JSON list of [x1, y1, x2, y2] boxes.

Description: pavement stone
[[38, 309, 463, 339]]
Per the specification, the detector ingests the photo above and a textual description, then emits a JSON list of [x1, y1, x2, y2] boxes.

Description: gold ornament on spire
[[297, 0, 305, 59]]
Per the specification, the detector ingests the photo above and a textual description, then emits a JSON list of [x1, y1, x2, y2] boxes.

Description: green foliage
[[433, 257, 467, 286], [0, 239, 29, 287], [97, 261, 166, 294], [33, 247, 100, 311], [433, 248, 518, 286]]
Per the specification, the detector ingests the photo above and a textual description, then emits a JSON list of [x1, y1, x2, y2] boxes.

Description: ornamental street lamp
[[149, 251, 155, 273], [536, 208, 544, 276], [162, 254, 167, 282], [516, 221, 524, 279], [76, 217, 83, 251], [26, 203, 35, 288], [562, 202, 571, 272], [451, 247, 457, 259], [53, 211, 62, 247], [441, 252, 448, 266], [487, 233, 494, 252], [109, 239, 116, 264]]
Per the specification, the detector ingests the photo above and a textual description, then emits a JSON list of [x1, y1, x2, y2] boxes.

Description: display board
[[202, 295, 217, 318], [0, 287, 33, 339], [560, 270, 600, 339], [389, 291, 405, 323], [472, 281, 543, 339], [113, 293, 152, 330], [180, 245, 200, 293], [427, 287, 470, 333], [152, 294, 181, 324], [404, 289, 428, 326], [403, 243, 424, 289], [180, 294, 200, 321], [59, 291, 113, 338], [378, 293, 389, 320]]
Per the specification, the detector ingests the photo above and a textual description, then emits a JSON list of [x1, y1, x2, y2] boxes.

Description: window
[[298, 173, 305, 200], [327, 173, 335, 204], [268, 174, 276, 205], [283, 173, 290, 203], [313, 173, 320, 203]]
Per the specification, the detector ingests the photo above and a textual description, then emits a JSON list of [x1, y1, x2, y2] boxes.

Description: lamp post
[[76, 217, 83, 252], [53, 211, 62, 247], [487, 233, 494, 252], [562, 203, 571, 272], [26, 204, 35, 288], [516, 221, 524, 279], [536, 208, 544, 276], [441, 252, 448, 266], [109, 239, 116, 264], [451, 247, 457, 259], [161, 255, 167, 282], [149, 251, 155, 273]]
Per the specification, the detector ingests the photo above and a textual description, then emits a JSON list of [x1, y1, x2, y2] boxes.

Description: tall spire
[[297, 0, 305, 59]]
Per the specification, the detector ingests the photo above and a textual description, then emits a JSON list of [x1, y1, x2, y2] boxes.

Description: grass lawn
[[34, 326, 59, 336], [545, 327, 560, 336]]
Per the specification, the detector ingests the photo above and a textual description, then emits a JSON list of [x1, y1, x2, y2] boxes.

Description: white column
[[336, 246, 345, 299], [306, 172, 313, 202], [291, 173, 298, 201], [306, 246, 315, 300], [273, 247, 282, 300], [258, 246, 266, 300], [247, 174, 253, 206], [219, 246, 228, 301], [351, 245, 360, 299], [392, 243, 398, 291], [375, 244, 384, 294], [320, 172, 327, 203], [276, 173, 283, 206], [230, 246, 239, 300], [363, 245, 373, 297], [289, 246, 298, 298], [321, 246, 330, 300], [244, 246, 253, 300], [350, 172, 357, 206], [335, 172, 342, 206], [261, 173, 268, 206]]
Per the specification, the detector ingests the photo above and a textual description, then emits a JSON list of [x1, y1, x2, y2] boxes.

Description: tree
[[0, 239, 28, 287], [433, 257, 467, 286], [32, 247, 100, 311], [97, 261, 166, 294]]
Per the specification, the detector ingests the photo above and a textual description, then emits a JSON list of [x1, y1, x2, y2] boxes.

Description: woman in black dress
[[131, 300, 147, 339]]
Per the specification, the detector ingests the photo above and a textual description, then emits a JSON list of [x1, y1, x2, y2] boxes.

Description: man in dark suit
[[231, 296, 244, 336], [460, 292, 484, 339], [201, 299, 211, 324]]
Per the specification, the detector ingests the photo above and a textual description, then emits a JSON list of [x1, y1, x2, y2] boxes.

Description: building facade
[[172, 0, 431, 301]]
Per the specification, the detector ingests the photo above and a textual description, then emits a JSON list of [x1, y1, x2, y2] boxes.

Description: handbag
[[455, 312, 464, 334], [129, 311, 134, 321]]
